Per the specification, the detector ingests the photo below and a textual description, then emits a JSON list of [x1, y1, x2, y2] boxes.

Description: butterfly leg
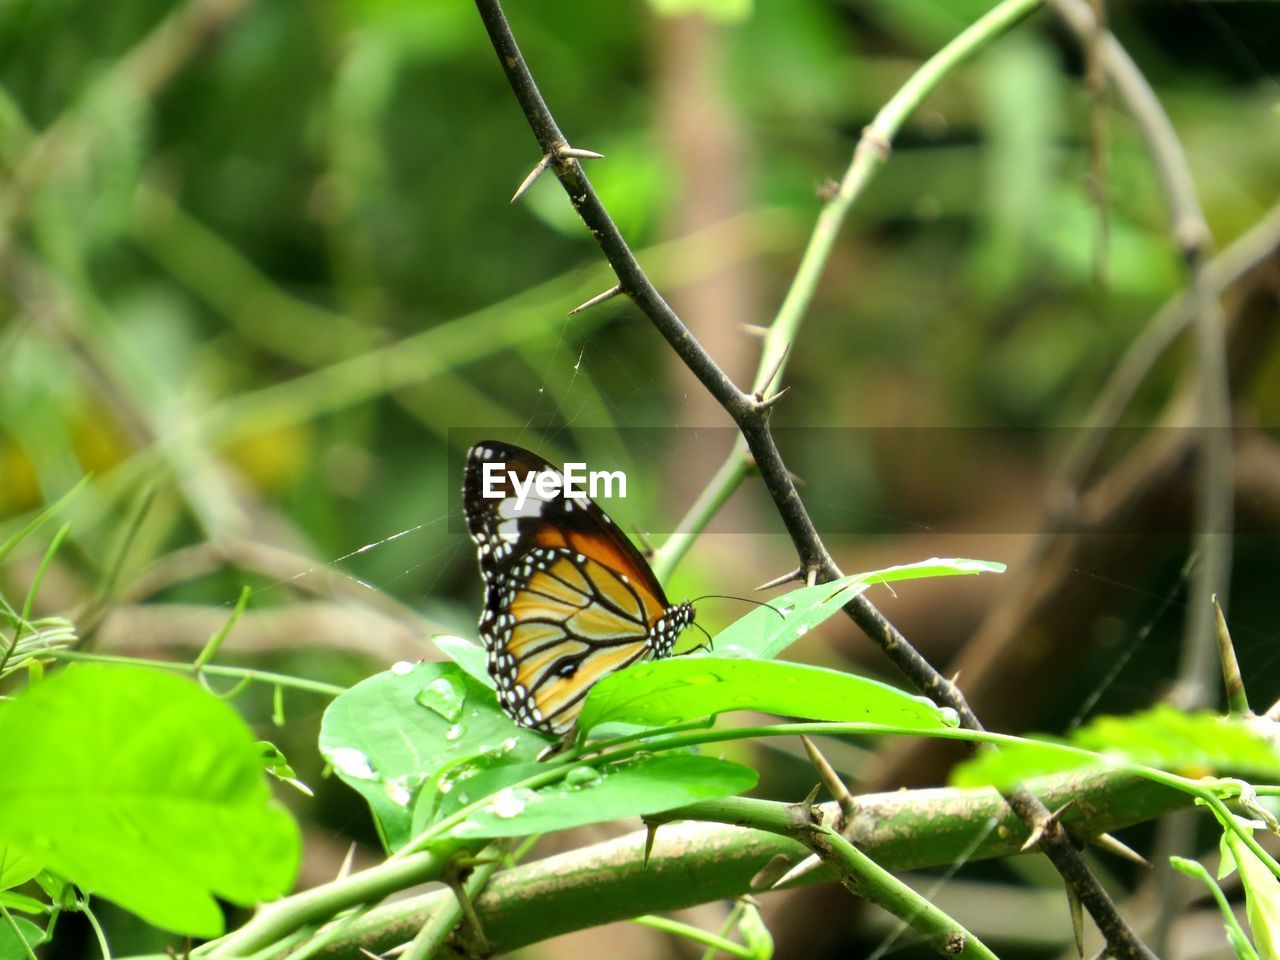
[[536, 725, 579, 761]]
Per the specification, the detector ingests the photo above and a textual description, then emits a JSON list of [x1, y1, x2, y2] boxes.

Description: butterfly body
[[462, 441, 693, 735]]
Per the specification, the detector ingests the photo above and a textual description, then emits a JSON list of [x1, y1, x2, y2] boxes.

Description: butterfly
[[462, 440, 695, 735]]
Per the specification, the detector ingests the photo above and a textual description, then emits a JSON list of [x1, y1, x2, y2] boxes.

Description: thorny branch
[[473, 0, 1157, 956]]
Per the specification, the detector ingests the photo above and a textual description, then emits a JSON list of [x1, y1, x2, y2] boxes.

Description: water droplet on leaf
[[417, 675, 465, 721], [328, 747, 376, 781], [384, 778, 412, 807], [490, 787, 528, 819], [391, 660, 415, 676]]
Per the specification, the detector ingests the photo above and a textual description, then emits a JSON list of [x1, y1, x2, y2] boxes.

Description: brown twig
[[472, 1, 1154, 955]]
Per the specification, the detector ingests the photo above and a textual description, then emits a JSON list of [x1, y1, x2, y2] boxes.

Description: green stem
[[756, 0, 1041, 395], [79, 899, 112, 960], [399, 843, 516, 960], [200, 850, 448, 959], [632, 914, 753, 959], [236, 765, 1185, 959], [803, 825, 997, 960], [1169, 858, 1260, 960], [45, 650, 347, 698]]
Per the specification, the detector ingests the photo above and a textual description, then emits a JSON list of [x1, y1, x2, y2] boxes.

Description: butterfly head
[[650, 600, 695, 659]]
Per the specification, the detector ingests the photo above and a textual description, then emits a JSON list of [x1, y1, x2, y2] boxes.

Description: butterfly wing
[[462, 441, 674, 734]]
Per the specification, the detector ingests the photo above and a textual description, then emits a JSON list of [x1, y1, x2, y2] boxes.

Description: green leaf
[[0, 850, 38, 893], [430, 634, 493, 689], [319, 662, 544, 850], [952, 706, 1280, 790], [258, 741, 313, 797], [454, 755, 757, 839], [0, 665, 299, 938], [578, 656, 951, 735], [1223, 823, 1280, 960], [717, 558, 1005, 660], [949, 738, 1093, 789], [0, 893, 45, 917], [412, 761, 545, 838], [0, 912, 45, 960]]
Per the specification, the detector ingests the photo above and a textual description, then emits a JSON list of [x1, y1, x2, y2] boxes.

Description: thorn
[[755, 568, 803, 592], [805, 565, 819, 588], [1088, 832, 1151, 868], [557, 145, 605, 161], [1066, 885, 1084, 957], [770, 853, 823, 889], [1214, 595, 1250, 716], [742, 323, 770, 338], [511, 153, 552, 203], [751, 385, 792, 416], [756, 344, 791, 396], [336, 842, 357, 881], [801, 735, 857, 829], [643, 819, 659, 867], [794, 783, 824, 827], [1021, 799, 1075, 853], [568, 283, 623, 316], [949, 670, 962, 686], [817, 178, 840, 202]]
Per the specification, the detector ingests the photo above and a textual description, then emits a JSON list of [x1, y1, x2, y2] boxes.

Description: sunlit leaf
[[578, 656, 951, 734], [0, 665, 298, 938], [0, 849, 39, 893], [951, 706, 1280, 790], [454, 755, 757, 838], [716, 558, 1004, 660]]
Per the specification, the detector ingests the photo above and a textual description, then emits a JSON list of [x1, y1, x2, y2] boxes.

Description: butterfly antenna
[[688, 594, 786, 619]]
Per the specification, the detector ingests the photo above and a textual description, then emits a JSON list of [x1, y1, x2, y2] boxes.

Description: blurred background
[[2, 0, 1279, 956]]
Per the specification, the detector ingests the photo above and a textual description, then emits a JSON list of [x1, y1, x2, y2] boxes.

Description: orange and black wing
[[462, 441, 685, 734]]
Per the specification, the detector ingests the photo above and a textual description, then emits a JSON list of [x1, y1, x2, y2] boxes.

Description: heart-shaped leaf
[[0, 665, 299, 938]]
